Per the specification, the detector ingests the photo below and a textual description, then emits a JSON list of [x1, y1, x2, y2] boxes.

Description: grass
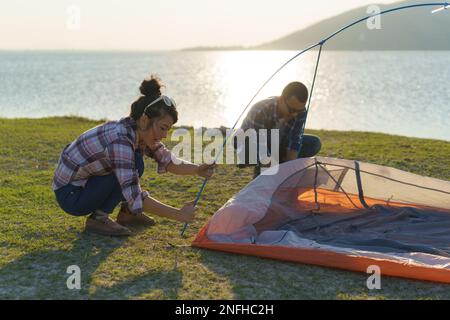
[[0, 117, 449, 300]]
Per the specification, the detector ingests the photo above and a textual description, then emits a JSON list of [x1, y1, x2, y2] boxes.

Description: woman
[[52, 76, 215, 236]]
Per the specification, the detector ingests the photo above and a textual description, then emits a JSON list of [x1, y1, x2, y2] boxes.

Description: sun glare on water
[[213, 51, 316, 128]]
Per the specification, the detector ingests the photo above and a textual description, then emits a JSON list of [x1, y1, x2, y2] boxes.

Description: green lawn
[[0, 117, 449, 299]]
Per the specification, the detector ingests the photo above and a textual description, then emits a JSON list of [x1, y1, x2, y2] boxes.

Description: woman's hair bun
[[139, 75, 163, 97]]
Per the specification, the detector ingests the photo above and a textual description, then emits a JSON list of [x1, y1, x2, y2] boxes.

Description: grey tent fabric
[[265, 205, 450, 257]]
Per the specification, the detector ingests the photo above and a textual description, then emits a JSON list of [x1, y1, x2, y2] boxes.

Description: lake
[[0, 50, 449, 140]]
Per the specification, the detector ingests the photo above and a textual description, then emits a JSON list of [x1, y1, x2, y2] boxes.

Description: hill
[[256, 1, 450, 50]]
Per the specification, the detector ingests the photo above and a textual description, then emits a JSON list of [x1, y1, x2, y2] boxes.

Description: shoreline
[[1, 116, 449, 143]]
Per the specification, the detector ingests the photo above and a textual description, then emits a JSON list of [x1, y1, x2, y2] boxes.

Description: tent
[[193, 157, 450, 284]]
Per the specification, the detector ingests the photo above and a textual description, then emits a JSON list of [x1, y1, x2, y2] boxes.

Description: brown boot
[[85, 215, 132, 236], [117, 203, 156, 228]]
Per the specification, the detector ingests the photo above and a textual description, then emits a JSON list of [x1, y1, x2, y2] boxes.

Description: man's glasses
[[144, 95, 176, 113]]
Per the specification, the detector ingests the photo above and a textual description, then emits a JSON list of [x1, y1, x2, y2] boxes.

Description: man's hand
[[285, 149, 299, 162]]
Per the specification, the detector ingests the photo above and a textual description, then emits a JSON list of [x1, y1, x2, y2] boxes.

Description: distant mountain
[[256, 1, 450, 50]]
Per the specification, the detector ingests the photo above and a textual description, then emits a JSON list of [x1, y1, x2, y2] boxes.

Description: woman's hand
[[197, 163, 217, 178], [179, 201, 198, 223]]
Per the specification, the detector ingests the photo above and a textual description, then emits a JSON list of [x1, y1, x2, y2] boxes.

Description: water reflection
[[0, 50, 448, 140]]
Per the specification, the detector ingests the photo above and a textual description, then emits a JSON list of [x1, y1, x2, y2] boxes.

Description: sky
[[0, 0, 405, 51]]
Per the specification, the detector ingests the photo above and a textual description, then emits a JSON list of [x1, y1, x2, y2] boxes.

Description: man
[[237, 81, 321, 178]]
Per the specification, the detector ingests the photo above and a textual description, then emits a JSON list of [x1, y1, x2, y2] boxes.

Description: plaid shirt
[[52, 117, 174, 215], [241, 97, 306, 152]]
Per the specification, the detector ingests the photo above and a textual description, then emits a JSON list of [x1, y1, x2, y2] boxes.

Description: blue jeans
[[55, 152, 144, 216], [286, 134, 322, 159]]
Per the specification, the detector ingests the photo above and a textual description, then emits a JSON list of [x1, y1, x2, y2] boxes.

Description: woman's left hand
[[197, 163, 217, 178]]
